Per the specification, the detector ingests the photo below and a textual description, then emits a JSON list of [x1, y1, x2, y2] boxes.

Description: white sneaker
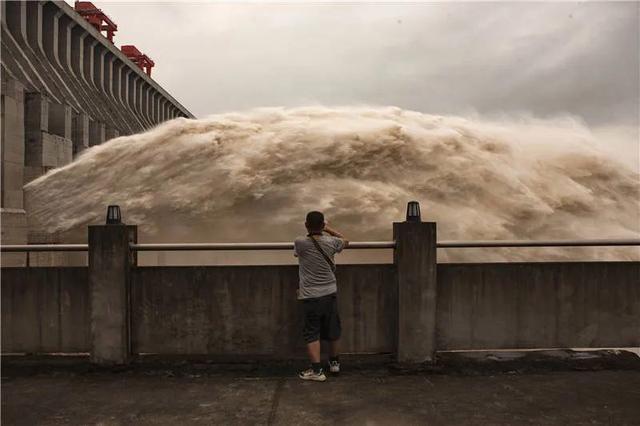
[[299, 368, 326, 382], [328, 360, 340, 374]]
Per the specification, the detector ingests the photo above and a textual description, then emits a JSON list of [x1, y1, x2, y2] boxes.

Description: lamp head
[[406, 201, 421, 222], [106, 205, 122, 225]]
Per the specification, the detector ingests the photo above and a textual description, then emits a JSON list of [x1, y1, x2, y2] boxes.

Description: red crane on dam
[[121, 45, 155, 76], [74, 1, 118, 42]]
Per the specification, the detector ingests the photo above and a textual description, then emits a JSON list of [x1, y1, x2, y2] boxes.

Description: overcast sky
[[71, 1, 639, 130]]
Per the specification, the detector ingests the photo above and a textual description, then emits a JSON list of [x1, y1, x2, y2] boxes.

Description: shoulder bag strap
[[308, 236, 336, 273]]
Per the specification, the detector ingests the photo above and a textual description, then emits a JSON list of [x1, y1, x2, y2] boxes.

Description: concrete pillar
[[71, 29, 85, 76], [150, 94, 155, 123], [48, 102, 72, 138], [88, 224, 137, 365], [158, 99, 164, 122], [130, 76, 137, 112], [142, 85, 150, 124], [93, 45, 105, 90], [72, 112, 90, 156], [152, 95, 158, 123], [26, 1, 42, 52], [42, 3, 56, 61], [25, 92, 49, 135], [135, 79, 141, 114], [4, 1, 26, 40], [1, 78, 28, 266], [2, 79, 26, 209], [393, 221, 438, 363], [24, 92, 49, 175], [86, 39, 97, 88], [57, 15, 73, 69], [104, 53, 113, 96], [112, 61, 122, 104], [47, 102, 73, 168], [89, 120, 106, 146]]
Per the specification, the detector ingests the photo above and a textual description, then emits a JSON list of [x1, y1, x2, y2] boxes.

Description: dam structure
[[1, 0, 194, 263]]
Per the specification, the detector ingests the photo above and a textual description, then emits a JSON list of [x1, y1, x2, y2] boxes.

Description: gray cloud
[[88, 1, 638, 128]]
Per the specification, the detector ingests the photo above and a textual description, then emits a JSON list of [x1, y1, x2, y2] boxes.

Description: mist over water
[[25, 106, 639, 262]]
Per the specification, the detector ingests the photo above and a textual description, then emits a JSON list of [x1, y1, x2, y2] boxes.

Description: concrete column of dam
[[151, 91, 159, 123], [130, 73, 137, 113], [48, 102, 72, 141], [89, 120, 106, 147], [111, 59, 122, 105], [72, 112, 90, 156], [0, 78, 27, 266], [135, 78, 145, 126], [91, 41, 101, 89], [102, 49, 111, 95], [143, 84, 152, 126]]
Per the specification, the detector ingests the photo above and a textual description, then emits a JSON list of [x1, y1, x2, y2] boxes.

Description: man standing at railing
[[294, 211, 349, 382]]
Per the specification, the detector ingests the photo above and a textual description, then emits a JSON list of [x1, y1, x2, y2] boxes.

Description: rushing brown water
[[25, 106, 639, 262]]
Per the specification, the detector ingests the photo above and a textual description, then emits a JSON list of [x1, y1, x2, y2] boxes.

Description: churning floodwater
[[25, 106, 640, 262]]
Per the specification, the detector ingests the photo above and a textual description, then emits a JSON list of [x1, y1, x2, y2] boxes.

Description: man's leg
[[300, 300, 325, 380], [327, 296, 341, 372], [328, 338, 340, 373], [329, 339, 339, 358], [307, 340, 321, 364], [300, 339, 325, 380]]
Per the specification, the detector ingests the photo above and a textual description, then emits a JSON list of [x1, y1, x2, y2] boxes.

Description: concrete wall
[[131, 265, 397, 356], [2, 261, 638, 357], [436, 262, 640, 350], [1, 267, 90, 353]]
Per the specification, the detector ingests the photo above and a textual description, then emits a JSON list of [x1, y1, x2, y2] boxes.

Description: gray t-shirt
[[294, 235, 345, 299]]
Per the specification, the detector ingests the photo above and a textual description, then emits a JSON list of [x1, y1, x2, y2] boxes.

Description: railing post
[[393, 220, 437, 363], [88, 224, 137, 365]]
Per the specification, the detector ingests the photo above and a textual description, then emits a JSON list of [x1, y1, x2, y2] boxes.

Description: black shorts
[[301, 293, 341, 343]]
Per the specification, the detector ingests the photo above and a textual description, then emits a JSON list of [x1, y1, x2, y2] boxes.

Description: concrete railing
[[1, 223, 639, 365]]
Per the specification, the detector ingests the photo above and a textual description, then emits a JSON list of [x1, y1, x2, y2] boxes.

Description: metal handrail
[[437, 239, 640, 248], [0, 244, 89, 252], [130, 241, 396, 251], [1, 239, 638, 253]]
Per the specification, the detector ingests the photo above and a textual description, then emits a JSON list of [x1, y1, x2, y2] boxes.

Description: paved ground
[[3, 357, 640, 425]]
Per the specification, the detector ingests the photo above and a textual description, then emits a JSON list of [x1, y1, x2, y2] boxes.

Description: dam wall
[[1, 1, 194, 264]]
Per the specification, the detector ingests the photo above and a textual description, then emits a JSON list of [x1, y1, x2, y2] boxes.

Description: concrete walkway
[[3, 368, 640, 425]]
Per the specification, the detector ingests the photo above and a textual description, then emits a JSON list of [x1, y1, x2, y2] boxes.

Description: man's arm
[[323, 224, 349, 248]]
